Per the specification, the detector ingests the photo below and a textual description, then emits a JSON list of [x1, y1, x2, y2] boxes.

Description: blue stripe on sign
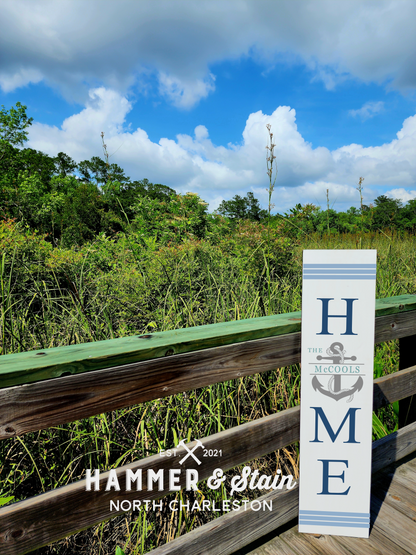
[[299, 515, 368, 522], [299, 520, 369, 528], [300, 510, 370, 517], [304, 269, 375, 274], [303, 275, 376, 280], [303, 264, 376, 268]]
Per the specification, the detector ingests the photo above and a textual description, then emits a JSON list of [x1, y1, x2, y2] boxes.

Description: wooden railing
[[1, 294, 416, 555]]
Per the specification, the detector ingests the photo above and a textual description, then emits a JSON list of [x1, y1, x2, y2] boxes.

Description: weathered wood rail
[[0, 294, 416, 555]]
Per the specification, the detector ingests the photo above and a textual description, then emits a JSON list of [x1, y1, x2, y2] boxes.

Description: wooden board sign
[[299, 250, 377, 538]]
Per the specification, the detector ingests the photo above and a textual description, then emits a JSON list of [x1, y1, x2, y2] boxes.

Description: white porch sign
[[299, 250, 377, 538]]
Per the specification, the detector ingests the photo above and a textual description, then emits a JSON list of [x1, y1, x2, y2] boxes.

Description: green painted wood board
[[0, 294, 415, 388]]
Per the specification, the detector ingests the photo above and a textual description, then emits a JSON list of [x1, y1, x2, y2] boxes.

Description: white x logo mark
[[177, 439, 204, 465]]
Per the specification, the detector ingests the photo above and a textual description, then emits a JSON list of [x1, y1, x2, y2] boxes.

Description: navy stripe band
[[299, 515, 369, 522], [300, 510, 369, 517], [303, 275, 376, 280], [299, 520, 369, 528], [303, 264, 376, 268], [304, 269, 375, 274]]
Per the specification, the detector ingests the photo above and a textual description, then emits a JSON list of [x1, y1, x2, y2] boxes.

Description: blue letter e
[[318, 459, 350, 495]]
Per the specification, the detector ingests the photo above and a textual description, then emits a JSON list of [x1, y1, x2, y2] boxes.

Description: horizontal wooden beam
[[1, 310, 416, 438], [1, 367, 416, 554], [0, 312, 303, 388], [1, 294, 415, 389], [0, 331, 300, 438], [373, 364, 416, 411]]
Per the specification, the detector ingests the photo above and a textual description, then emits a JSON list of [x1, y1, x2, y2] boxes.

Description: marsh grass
[[0, 226, 415, 554]]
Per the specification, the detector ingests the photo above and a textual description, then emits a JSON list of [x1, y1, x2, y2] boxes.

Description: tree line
[[1, 102, 416, 248]]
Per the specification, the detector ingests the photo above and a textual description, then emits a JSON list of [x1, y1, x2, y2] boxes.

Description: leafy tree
[[77, 156, 130, 186], [60, 182, 103, 246], [54, 152, 77, 177], [217, 192, 267, 221], [0, 102, 33, 161], [337, 210, 360, 233], [77, 159, 94, 183], [372, 195, 402, 229], [16, 148, 56, 184], [106, 179, 176, 225], [130, 179, 176, 202], [0, 142, 20, 175], [131, 192, 209, 244], [75, 156, 133, 234], [246, 192, 267, 221], [281, 203, 319, 237], [217, 194, 247, 220], [168, 192, 209, 240], [0, 104, 36, 218], [50, 174, 79, 196], [78, 156, 109, 184], [399, 199, 416, 231], [314, 207, 340, 234]]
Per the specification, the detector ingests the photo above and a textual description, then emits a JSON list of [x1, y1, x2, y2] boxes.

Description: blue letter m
[[310, 407, 360, 444]]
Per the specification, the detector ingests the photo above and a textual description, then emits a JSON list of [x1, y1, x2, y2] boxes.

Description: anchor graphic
[[312, 342, 363, 401], [316, 341, 356, 364], [312, 375, 363, 401]]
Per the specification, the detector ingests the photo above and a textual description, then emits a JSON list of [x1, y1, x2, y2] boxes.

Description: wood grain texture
[[370, 495, 416, 554], [399, 335, 416, 428], [248, 455, 416, 555], [326, 526, 410, 555], [280, 527, 351, 555], [0, 296, 415, 554], [0, 311, 303, 388], [403, 455, 416, 473], [0, 332, 301, 438], [389, 458, 416, 487], [2, 314, 416, 439], [374, 309, 416, 344], [373, 294, 416, 316], [1, 294, 415, 388], [245, 535, 298, 555], [372, 471, 416, 521], [140, 487, 299, 555], [302, 529, 409, 555], [373, 365, 416, 410], [371, 420, 416, 474], [1, 417, 416, 555]]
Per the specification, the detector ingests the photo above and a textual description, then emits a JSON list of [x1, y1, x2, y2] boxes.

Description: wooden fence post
[[399, 335, 416, 428]]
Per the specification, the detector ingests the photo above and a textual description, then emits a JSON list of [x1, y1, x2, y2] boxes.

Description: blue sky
[[1, 0, 416, 213]]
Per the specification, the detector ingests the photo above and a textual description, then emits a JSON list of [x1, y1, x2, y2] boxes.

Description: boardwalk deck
[[243, 452, 416, 555]]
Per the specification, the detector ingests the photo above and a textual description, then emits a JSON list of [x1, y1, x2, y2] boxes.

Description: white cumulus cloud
[[157, 72, 216, 110], [27, 87, 416, 213], [0, 67, 43, 93], [386, 188, 416, 203]]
